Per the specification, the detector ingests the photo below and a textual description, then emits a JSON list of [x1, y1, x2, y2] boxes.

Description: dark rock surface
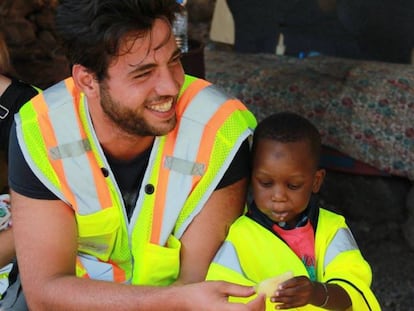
[[319, 171, 414, 310]]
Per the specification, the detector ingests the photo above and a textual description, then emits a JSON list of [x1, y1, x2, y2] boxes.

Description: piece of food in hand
[[255, 271, 294, 297]]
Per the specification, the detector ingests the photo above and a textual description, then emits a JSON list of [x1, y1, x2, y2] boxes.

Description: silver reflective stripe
[[49, 139, 91, 160], [0, 104, 9, 119], [324, 227, 358, 269], [212, 241, 245, 275], [174, 131, 249, 240], [164, 156, 205, 176], [43, 82, 102, 215], [78, 254, 115, 282], [159, 85, 230, 244]]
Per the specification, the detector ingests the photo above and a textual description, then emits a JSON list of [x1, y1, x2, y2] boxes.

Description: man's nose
[[155, 66, 181, 96]]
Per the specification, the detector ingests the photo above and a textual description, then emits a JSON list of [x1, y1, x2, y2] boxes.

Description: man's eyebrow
[[128, 48, 182, 74], [128, 62, 156, 74]]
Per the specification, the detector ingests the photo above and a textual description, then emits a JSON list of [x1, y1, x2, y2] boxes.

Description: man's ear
[[72, 64, 99, 98], [312, 168, 326, 193]]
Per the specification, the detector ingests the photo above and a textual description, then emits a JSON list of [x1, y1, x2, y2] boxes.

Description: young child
[[207, 111, 381, 310]]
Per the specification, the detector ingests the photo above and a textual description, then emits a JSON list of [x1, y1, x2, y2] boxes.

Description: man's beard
[[99, 84, 177, 137]]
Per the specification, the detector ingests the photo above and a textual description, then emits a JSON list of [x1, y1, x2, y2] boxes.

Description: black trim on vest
[[327, 278, 373, 311], [246, 195, 321, 239]]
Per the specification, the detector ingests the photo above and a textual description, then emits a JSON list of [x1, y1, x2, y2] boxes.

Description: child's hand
[[270, 276, 314, 309]]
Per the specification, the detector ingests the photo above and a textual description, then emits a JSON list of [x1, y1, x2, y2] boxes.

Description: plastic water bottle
[[172, 0, 189, 53]]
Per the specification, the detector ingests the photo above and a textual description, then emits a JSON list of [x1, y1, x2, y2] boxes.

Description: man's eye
[[134, 71, 151, 79]]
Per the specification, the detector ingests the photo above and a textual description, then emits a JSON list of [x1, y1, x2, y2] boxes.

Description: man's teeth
[[150, 99, 173, 112]]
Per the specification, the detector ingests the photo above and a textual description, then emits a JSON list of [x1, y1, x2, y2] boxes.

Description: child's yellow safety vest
[[207, 209, 382, 311]]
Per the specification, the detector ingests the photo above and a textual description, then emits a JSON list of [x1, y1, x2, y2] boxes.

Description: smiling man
[[6, 1, 264, 310]]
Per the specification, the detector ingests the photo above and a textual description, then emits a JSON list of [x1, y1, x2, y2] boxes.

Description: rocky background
[[0, 0, 68, 88], [0, 0, 213, 89], [1, 0, 413, 309]]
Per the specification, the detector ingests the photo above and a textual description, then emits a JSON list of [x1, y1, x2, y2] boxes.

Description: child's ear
[[312, 168, 326, 193]]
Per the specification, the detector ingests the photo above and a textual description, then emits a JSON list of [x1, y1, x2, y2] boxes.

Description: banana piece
[[255, 271, 294, 297]]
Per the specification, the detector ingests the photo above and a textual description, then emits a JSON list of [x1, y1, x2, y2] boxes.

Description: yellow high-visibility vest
[[207, 208, 381, 311], [15, 75, 256, 285]]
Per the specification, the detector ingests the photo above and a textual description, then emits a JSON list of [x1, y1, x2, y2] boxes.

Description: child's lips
[[271, 211, 289, 221]]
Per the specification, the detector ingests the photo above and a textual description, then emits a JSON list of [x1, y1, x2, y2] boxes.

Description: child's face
[[251, 139, 325, 227]]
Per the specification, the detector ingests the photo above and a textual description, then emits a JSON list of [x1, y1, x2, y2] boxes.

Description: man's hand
[[184, 281, 265, 311]]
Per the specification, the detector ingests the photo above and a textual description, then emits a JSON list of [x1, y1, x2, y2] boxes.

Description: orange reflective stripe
[[32, 93, 77, 210], [66, 79, 113, 209], [106, 259, 127, 283], [68, 79, 113, 209], [86, 151, 113, 209], [150, 79, 210, 244], [80, 128, 113, 209], [176, 78, 210, 117], [65, 78, 78, 106], [191, 99, 248, 189]]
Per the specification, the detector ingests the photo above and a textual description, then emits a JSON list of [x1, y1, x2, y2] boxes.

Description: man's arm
[[178, 177, 248, 283], [177, 138, 251, 284], [12, 190, 264, 311]]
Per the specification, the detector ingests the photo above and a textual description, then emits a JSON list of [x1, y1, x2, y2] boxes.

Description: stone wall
[[0, 0, 214, 89], [0, 0, 69, 89]]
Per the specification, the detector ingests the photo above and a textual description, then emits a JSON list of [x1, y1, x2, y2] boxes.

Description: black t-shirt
[[0, 79, 38, 153], [9, 124, 251, 219]]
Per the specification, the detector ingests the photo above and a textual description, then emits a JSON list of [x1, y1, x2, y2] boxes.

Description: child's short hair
[[252, 111, 322, 166]]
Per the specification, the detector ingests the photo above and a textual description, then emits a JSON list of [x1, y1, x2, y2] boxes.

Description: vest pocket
[[76, 207, 120, 261], [134, 234, 181, 286]]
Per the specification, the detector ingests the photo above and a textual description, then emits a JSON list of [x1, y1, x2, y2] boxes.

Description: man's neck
[[100, 134, 155, 161]]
